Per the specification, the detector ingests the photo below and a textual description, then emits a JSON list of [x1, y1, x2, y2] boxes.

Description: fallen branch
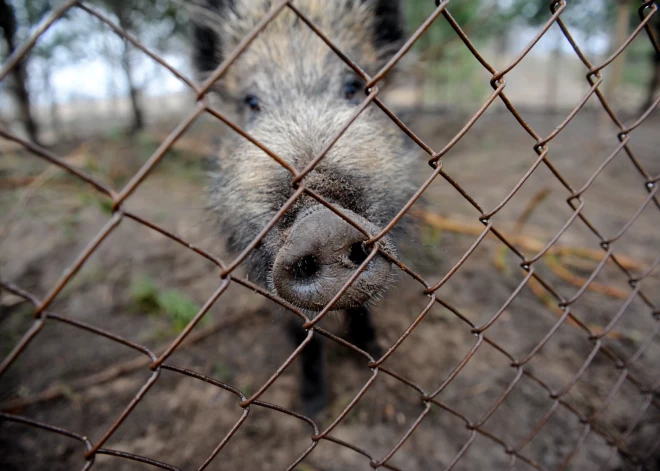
[[545, 254, 630, 301], [418, 211, 646, 272], [514, 186, 553, 233], [0, 310, 248, 411], [515, 188, 630, 301], [495, 186, 551, 275], [527, 276, 623, 340], [418, 210, 646, 341]]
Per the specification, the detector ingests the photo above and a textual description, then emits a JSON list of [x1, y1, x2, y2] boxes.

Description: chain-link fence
[[1, 0, 659, 470]]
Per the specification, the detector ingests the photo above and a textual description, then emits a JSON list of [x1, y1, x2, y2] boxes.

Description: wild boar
[[193, 0, 417, 415]]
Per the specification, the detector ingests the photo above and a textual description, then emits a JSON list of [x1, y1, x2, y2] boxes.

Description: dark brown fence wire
[[1, 0, 660, 469]]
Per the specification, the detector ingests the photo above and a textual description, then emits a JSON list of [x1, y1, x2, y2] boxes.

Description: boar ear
[[368, 0, 406, 50], [192, 0, 234, 76], [193, 23, 220, 76]]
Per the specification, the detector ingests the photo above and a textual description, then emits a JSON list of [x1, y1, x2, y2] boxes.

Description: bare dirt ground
[[1, 106, 659, 471]]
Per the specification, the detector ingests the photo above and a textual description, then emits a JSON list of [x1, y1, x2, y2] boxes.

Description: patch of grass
[[131, 276, 161, 313], [158, 290, 201, 332], [96, 197, 114, 215], [130, 276, 202, 332]]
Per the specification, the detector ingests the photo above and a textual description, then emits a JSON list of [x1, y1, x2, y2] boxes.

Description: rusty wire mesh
[[1, 0, 660, 469]]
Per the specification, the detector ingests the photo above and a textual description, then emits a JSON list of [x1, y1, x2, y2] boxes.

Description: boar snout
[[272, 205, 392, 311]]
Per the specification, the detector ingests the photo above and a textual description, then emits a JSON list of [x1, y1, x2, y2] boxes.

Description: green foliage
[[404, 1, 482, 52], [403, 0, 633, 51], [3, 0, 189, 140], [131, 276, 161, 312], [158, 290, 201, 332], [96, 197, 114, 215], [403, 0, 659, 108], [504, 0, 646, 32], [404, 1, 487, 105], [94, 0, 184, 38], [3, 0, 88, 65], [7, 0, 52, 40], [130, 276, 202, 332]]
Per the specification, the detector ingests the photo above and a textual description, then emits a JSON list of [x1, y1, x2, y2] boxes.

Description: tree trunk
[[604, 0, 631, 104], [120, 38, 143, 135], [113, 7, 144, 136], [598, 0, 631, 141], [11, 63, 38, 142], [642, 21, 660, 111], [42, 61, 63, 141], [0, 0, 40, 144]]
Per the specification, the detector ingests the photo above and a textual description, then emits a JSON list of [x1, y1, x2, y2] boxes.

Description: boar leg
[[345, 306, 382, 358], [286, 320, 327, 417]]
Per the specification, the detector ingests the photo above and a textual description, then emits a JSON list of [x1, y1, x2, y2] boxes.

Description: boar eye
[[344, 80, 362, 101], [244, 94, 261, 111]]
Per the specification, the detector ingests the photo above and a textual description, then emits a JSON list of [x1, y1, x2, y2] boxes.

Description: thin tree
[[32, 26, 86, 141], [642, 17, 659, 111], [92, 0, 183, 135], [0, 0, 41, 143], [604, 0, 633, 104]]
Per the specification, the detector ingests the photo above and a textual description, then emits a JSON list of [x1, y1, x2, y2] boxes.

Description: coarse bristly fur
[[191, 0, 419, 310]]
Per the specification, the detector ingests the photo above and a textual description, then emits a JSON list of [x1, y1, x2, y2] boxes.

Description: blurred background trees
[[91, 0, 183, 134], [0, 0, 658, 145], [0, 0, 51, 144], [404, 0, 659, 112], [1, 0, 183, 143]]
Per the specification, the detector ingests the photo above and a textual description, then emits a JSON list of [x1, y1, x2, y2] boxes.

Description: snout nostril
[[273, 206, 394, 310], [292, 254, 320, 282], [348, 242, 370, 266]]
